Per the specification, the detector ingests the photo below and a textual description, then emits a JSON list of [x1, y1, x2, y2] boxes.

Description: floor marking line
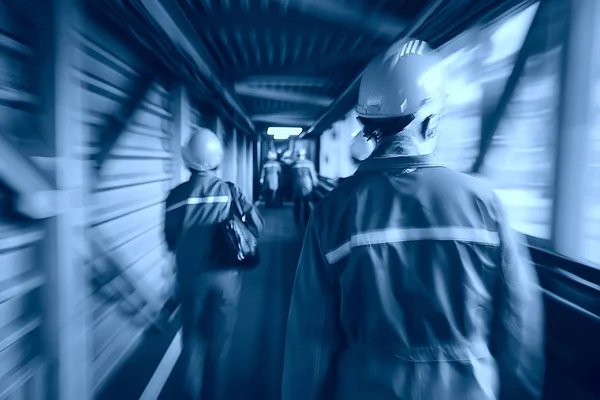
[[139, 329, 182, 400]]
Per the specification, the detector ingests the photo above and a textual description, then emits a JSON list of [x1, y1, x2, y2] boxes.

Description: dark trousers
[[293, 194, 312, 228], [179, 270, 242, 400], [264, 188, 280, 208]]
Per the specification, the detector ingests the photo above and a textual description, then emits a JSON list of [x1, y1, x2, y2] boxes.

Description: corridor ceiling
[[93, 0, 536, 138]]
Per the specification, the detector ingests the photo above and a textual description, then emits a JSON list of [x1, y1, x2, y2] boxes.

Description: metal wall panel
[[236, 131, 248, 196], [222, 123, 238, 184], [78, 17, 173, 392], [0, 5, 47, 399], [0, 190, 46, 399], [246, 136, 254, 201], [186, 102, 207, 182], [190, 106, 204, 133]]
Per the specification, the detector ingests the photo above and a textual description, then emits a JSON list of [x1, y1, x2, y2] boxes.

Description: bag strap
[[226, 182, 245, 219]]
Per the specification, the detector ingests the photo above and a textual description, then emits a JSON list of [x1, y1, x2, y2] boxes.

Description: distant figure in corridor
[[164, 128, 264, 400], [260, 149, 282, 208], [282, 39, 545, 400], [291, 148, 318, 228]]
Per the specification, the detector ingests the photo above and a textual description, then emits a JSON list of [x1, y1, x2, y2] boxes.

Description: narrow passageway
[[159, 205, 304, 399]]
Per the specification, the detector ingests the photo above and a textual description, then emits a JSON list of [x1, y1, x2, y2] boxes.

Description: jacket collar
[[189, 170, 215, 179], [358, 153, 444, 173]]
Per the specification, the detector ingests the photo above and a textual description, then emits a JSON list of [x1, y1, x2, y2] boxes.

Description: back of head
[[182, 127, 224, 172], [267, 150, 278, 160], [355, 39, 447, 153], [296, 148, 307, 160]]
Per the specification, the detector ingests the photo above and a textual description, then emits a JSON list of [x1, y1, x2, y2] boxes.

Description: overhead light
[[267, 126, 303, 140], [267, 127, 303, 136]]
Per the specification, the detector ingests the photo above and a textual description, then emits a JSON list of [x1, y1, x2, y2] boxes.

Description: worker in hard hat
[[260, 149, 282, 208], [291, 147, 318, 228], [163, 127, 264, 400], [282, 39, 544, 400]]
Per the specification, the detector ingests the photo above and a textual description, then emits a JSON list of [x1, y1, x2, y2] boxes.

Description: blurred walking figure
[[291, 147, 318, 228], [164, 127, 264, 400], [282, 39, 544, 400], [260, 149, 282, 208]]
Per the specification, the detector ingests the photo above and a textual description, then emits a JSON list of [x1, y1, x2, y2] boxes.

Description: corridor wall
[[319, 112, 361, 180], [0, 3, 255, 399], [79, 16, 175, 391], [0, 4, 50, 399]]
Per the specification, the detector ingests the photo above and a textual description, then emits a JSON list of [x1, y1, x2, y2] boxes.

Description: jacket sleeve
[[490, 194, 545, 400], [260, 166, 266, 184], [231, 183, 265, 238], [282, 215, 340, 400]]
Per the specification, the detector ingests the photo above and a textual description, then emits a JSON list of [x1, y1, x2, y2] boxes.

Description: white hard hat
[[356, 39, 446, 120], [296, 148, 307, 158], [182, 127, 224, 171], [267, 150, 277, 160], [350, 132, 375, 162]]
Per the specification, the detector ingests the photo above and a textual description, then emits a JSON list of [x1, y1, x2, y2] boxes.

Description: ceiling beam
[[279, 0, 406, 39], [252, 113, 317, 120], [224, 66, 358, 81], [252, 115, 315, 126], [190, 11, 381, 37], [139, 0, 255, 134], [234, 84, 334, 106], [237, 76, 331, 88], [222, 46, 388, 80], [302, 0, 446, 138]]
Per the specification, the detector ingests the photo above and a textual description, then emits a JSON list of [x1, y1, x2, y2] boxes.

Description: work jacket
[[292, 158, 319, 197], [164, 171, 264, 281], [261, 160, 282, 191], [282, 153, 545, 400]]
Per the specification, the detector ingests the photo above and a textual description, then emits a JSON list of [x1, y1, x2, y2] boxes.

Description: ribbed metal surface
[[434, 42, 481, 173], [190, 106, 205, 132], [479, 7, 558, 240], [78, 17, 174, 392], [0, 191, 46, 400], [172, 0, 536, 133], [0, 4, 47, 399], [432, 4, 559, 239], [221, 123, 239, 184]]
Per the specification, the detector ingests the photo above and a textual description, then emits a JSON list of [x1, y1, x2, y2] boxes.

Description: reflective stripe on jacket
[[261, 160, 282, 191], [292, 159, 318, 196], [164, 171, 264, 279], [282, 154, 544, 400]]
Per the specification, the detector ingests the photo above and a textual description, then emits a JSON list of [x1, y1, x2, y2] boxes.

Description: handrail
[[528, 244, 600, 286]]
